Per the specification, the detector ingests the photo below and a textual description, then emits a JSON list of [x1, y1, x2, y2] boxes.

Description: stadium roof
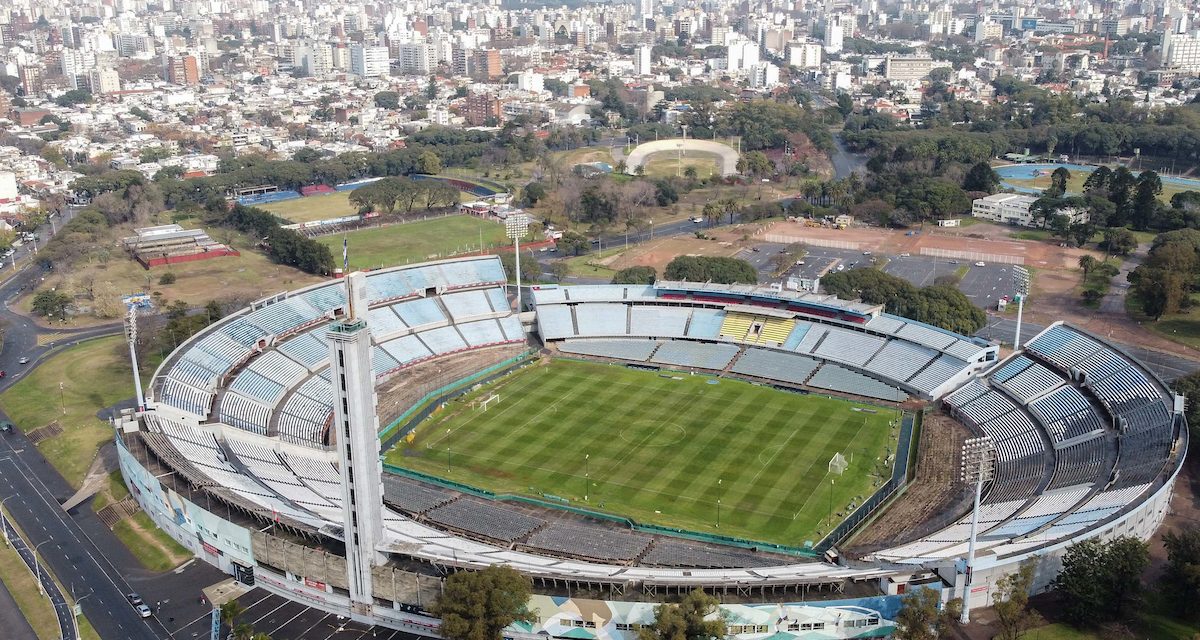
[[653, 281, 883, 316]]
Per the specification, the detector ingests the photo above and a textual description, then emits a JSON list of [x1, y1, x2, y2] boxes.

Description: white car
[[975, 261, 986, 267], [135, 603, 152, 618], [691, 217, 703, 223]]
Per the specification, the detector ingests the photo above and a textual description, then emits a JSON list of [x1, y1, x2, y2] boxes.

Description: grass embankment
[[0, 337, 131, 487], [1126, 292, 1200, 351], [0, 337, 190, 570], [92, 472, 189, 572], [318, 215, 534, 270], [387, 359, 900, 546]]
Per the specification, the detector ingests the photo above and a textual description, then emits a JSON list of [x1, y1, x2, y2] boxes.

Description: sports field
[[260, 191, 358, 222], [386, 359, 902, 547], [319, 215, 512, 270]]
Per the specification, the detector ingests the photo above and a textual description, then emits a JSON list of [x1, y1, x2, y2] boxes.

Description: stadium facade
[[117, 255, 1185, 639]]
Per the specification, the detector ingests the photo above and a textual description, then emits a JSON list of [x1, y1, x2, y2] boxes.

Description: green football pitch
[[385, 359, 903, 547]]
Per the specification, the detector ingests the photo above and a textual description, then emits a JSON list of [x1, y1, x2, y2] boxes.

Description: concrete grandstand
[[116, 255, 1185, 639], [623, 138, 740, 177]]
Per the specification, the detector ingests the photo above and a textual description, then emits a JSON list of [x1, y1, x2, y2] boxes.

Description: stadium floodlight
[[959, 436, 996, 624], [505, 213, 530, 313], [1013, 265, 1031, 350], [125, 307, 145, 412]]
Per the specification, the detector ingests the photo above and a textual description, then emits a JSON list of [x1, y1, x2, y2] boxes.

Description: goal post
[[828, 452, 848, 476], [479, 393, 501, 412]]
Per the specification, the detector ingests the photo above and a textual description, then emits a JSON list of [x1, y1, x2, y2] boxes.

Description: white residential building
[[787, 41, 822, 68], [824, 15, 846, 54], [398, 42, 436, 75], [517, 70, 544, 92], [634, 44, 653, 75], [90, 68, 121, 95], [1163, 30, 1200, 72], [350, 44, 389, 77]]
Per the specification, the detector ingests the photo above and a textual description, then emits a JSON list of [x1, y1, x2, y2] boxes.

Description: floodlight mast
[[959, 436, 996, 623], [1013, 266, 1031, 350], [126, 307, 145, 411], [506, 214, 530, 313]]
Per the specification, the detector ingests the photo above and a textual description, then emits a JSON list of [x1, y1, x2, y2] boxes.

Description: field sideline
[[386, 359, 901, 547]]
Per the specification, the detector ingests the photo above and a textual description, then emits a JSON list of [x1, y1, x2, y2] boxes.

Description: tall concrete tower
[[328, 272, 385, 623]]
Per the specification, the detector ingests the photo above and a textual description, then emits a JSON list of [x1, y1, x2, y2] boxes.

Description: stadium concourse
[[114, 255, 1185, 638]]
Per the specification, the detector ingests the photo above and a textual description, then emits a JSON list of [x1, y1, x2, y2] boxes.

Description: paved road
[[976, 316, 1200, 381], [1, 513, 75, 640], [0, 434, 163, 640]]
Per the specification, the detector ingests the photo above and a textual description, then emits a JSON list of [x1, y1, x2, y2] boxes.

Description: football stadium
[[115, 254, 1187, 639]]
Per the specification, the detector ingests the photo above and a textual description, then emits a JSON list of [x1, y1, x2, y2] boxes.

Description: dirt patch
[[608, 233, 751, 274], [845, 412, 972, 555]]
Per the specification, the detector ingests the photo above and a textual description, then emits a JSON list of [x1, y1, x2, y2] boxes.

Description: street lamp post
[[34, 540, 52, 597], [0, 496, 11, 547], [959, 436, 996, 624], [505, 213, 530, 313]]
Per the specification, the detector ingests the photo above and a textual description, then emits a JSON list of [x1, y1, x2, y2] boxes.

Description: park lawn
[[259, 191, 357, 223], [18, 240, 323, 327], [0, 337, 131, 488], [642, 152, 723, 179], [317, 215, 518, 270], [0, 517, 61, 640], [1125, 292, 1200, 351], [553, 147, 615, 168], [112, 511, 190, 572], [563, 247, 624, 279], [386, 359, 901, 546]]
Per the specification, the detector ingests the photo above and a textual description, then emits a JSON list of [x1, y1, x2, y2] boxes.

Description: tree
[[375, 90, 400, 108], [434, 565, 535, 640], [736, 151, 773, 177], [664, 256, 757, 284], [836, 92, 854, 118], [636, 589, 725, 640], [1053, 536, 1149, 626], [1131, 170, 1162, 231], [1101, 227, 1138, 257], [820, 269, 987, 333], [1161, 525, 1200, 620], [498, 250, 542, 283], [547, 261, 569, 282], [558, 231, 589, 256], [962, 161, 1001, 193], [1078, 254, 1098, 278], [1047, 167, 1070, 198], [54, 88, 93, 107], [894, 588, 959, 640], [612, 266, 657, 284], [31, 289, 71, 318], [992, 560, 1042, 640]]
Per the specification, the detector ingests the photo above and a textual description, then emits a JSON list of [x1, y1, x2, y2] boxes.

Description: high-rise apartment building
[[164, 54, 200, 85], [824, 15, 846, 53], [472, 48, 502, 80], [349, 44, 389, 77]]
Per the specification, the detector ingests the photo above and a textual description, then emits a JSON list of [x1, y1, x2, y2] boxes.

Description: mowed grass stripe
[[388, 359, 899, 545]]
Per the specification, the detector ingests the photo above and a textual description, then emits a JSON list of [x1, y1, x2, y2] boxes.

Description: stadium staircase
[[721, 347, 749, 376]]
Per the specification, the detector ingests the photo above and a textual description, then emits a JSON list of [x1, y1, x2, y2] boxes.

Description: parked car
[[17, 357, 28, 365], [135, 603, 152, 618], [0, 421, 11, 433], [127, 593, 144, 606], [975, 261, 986, 267]]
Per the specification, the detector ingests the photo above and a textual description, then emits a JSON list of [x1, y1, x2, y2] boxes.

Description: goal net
[[478, 393, 502, 412], [828, 452, 848, 475]]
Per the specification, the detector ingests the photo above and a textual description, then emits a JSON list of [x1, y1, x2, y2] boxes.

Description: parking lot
[[170, 590, 422, 640], [746, 244, 1017, 310]]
